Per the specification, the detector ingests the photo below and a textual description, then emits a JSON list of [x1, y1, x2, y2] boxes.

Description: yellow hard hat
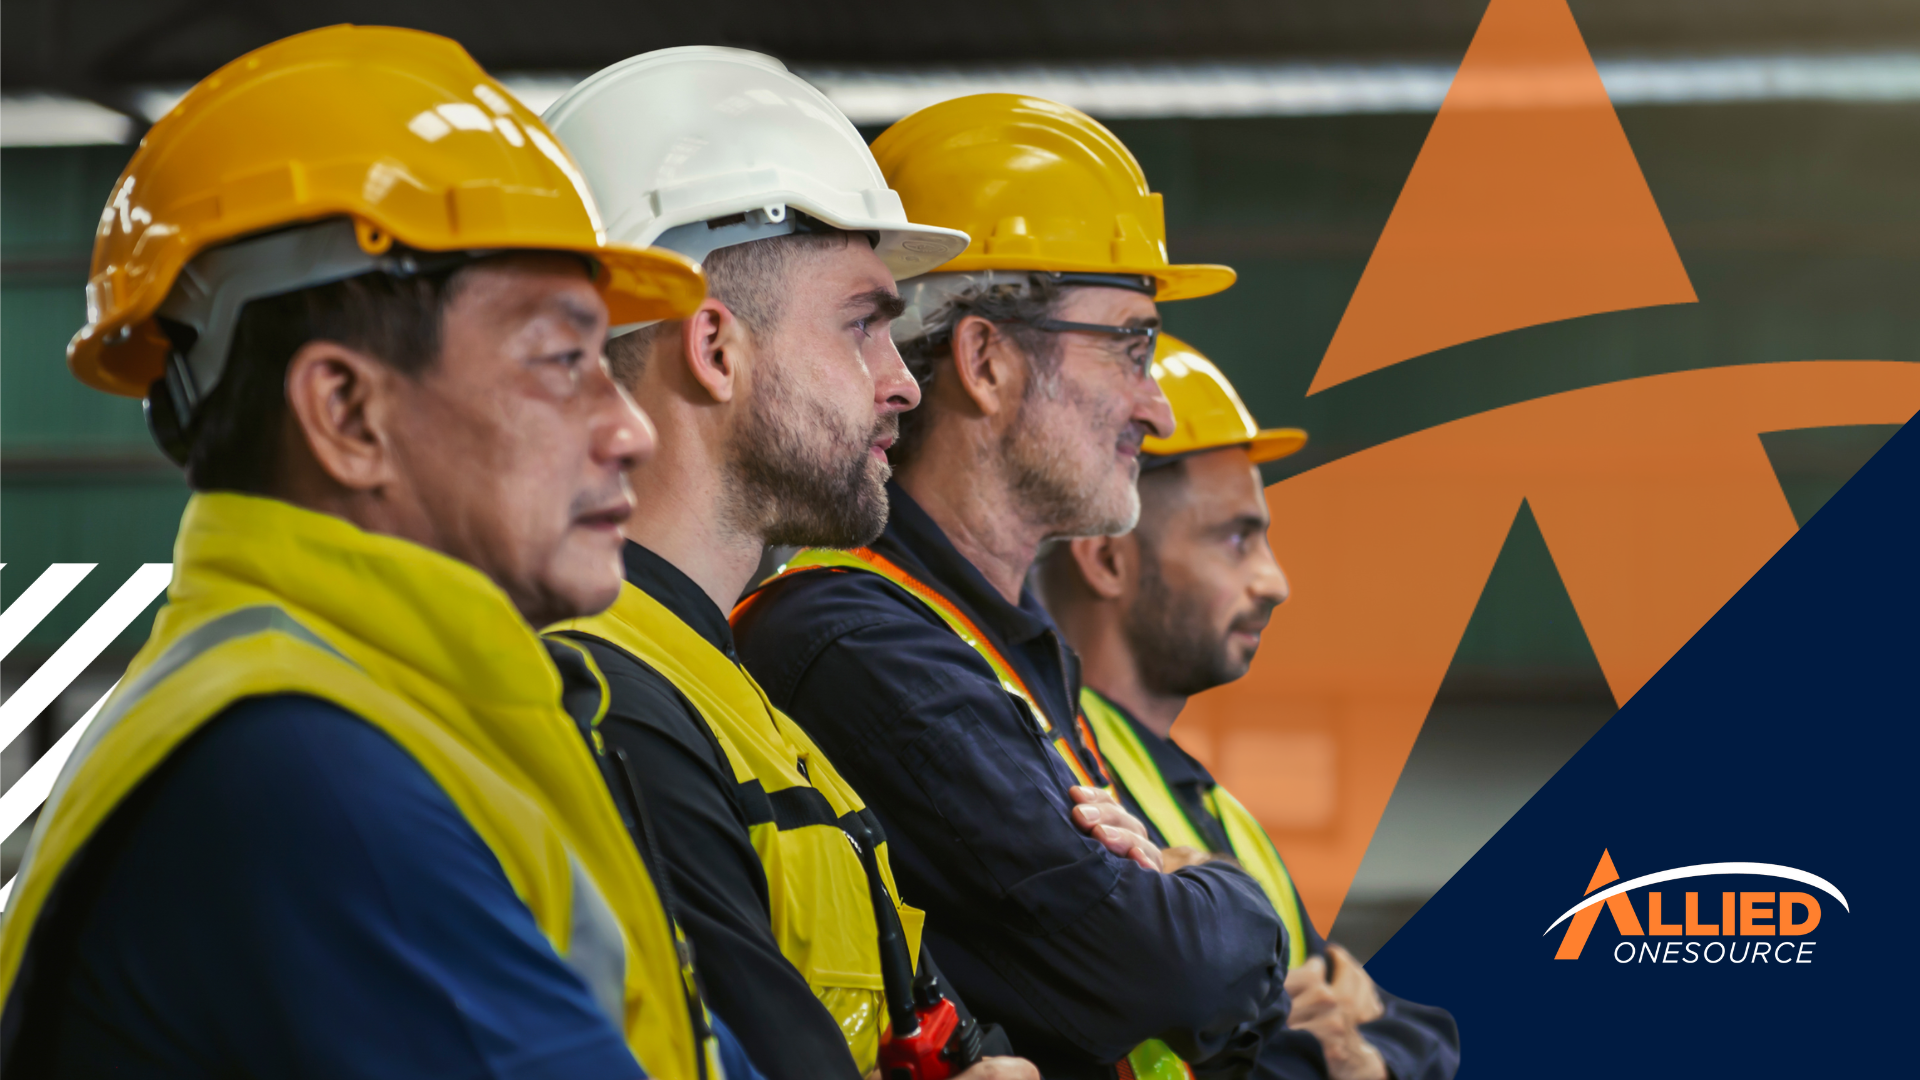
[[1145, 333, 1306, 464], [71, 24, 705, 399], [870, 94, 1235, 301]]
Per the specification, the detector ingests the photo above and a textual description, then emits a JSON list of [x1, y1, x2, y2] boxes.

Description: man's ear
[[947, 313, 1022, 418], [1068, 535, 1133, 601], [282, 339, 403, 492], [681, 298, 748, 405]]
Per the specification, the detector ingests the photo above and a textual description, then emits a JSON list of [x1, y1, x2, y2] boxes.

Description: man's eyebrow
[[548, 293, 602, 333], [1221, 512, 1270, 533], [848, 288, 907, 320], [1122, 314, 1162, 330]]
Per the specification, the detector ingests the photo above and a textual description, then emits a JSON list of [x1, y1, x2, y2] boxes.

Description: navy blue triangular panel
[[1364, 413, 1918, 1078]]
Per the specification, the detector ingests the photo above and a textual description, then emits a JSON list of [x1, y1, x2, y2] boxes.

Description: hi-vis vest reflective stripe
[[1080, 689, 1310, 971], [554, 581, 926, 1074], [743, 549, 1190, 1080], [745, 548, 1109, 789], [0, 493, 709, 1080]]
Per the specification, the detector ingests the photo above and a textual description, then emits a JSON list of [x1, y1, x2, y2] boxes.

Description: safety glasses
[[999, 318, 1161, 377]]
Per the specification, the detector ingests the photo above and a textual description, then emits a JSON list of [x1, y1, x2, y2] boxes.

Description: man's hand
[[1161, 846, 1214, 872], [1067, 786, 1162, 871], [1284, 945, 1388, 1080], [867, 1057, 1038, 1080], [955, 1056, 1041, 1080]]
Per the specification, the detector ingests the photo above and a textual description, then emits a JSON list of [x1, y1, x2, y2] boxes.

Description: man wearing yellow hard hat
[[0, 26, 760, 1080], [1038, 336, 1463, 1080], [733, 96, 1293, 1079]]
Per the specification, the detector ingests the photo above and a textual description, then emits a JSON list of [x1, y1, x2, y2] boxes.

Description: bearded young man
[[542, 51, 1036, 1080], [1037, 337, 1461, 1080], [731, 96, 1294, 1080]]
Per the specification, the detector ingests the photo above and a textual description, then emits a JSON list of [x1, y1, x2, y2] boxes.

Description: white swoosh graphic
[[1543, 863, 1849, 935]]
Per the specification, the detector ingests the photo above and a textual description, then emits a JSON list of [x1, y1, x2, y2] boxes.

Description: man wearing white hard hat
[[543, 48, 1035, 1080]]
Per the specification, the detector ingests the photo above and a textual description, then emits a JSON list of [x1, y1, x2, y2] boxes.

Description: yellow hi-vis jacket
[[554, 581, 926, 1073], [0, 493, 710, 1080], [1079, 688, 1311, 972]]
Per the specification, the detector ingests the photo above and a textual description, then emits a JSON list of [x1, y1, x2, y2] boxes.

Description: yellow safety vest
[[1079, 689, 1310, 971], [554, 580, 926, 1073], [744, 549, 1191, 1080], [0, 493, 712, 1080]]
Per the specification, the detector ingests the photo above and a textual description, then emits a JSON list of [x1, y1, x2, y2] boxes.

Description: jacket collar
[[620, 540, 735, 658], [872, 479, 1059, 650], [166, 492, 561, 710], [1093, 688, 1218, 790]]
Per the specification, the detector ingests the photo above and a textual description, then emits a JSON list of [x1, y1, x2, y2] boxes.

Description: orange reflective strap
[[736, 548, 1106, 789]]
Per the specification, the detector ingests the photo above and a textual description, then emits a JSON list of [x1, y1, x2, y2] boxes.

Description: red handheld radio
[[848, 817, 985, 1080]]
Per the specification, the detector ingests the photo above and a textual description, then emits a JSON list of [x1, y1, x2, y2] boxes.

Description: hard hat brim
[[1247, 427, 1309, 464], [1141, 428, 1307, 467], [69, 238, 706, 399], [931, 255, 1236, 302], [584, 242, 708, 327], [868, 225, 972, 282]]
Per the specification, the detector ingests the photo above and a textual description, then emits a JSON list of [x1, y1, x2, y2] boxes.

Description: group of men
[[0, 27, 1458, 1080]]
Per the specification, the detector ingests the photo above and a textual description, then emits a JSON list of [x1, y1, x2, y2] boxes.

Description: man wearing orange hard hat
[[733, 95, 1293, 1079], [1039, 336, 1462, 1080], [0, 25, 761, 1080]]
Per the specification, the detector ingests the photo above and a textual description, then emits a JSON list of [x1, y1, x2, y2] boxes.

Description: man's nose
[[1137, 376, 1175, 440], [1251, 537, 1290, 608], [874, 335, 922, 413], [596, 366, 657, 470]]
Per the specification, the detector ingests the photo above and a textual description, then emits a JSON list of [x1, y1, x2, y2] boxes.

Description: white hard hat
[[544, 46, 969, 284]]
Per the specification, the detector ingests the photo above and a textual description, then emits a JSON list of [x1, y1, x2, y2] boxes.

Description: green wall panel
[[5, 101, 1915, 668]]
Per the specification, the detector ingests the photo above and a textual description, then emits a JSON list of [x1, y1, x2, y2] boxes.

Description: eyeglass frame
[[995, 317, 1161, 377]]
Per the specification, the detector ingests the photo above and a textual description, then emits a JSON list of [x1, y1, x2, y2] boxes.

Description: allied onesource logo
[[1545, 849, 1848, 966]]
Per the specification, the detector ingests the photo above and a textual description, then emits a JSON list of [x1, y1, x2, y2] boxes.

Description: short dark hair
[[171, 267, 464, 494], [604, 229, 860, 391], [892, 274, 1068, 468]]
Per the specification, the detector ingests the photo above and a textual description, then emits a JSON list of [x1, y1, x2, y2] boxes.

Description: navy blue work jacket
[[734, 481, 1290, 1080], [1100, 698, 1462, 1080]]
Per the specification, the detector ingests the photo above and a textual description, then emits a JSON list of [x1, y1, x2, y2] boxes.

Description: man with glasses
[[733, 96, 1292, 1080]]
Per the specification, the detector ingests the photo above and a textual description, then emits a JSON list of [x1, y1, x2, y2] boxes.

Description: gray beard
[[1001, 391, 1141, 540]]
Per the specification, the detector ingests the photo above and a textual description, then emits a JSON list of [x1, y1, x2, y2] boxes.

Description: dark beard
[[1123, 547, 1248, 699], [730, 372, 892, 549]]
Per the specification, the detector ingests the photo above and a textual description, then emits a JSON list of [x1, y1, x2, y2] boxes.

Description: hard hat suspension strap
[[150, 217, 490, 447]]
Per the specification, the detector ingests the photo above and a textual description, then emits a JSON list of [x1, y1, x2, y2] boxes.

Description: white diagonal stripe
[[1543, 862, 1850, 935], [0, 564, 96, 662], [0, 681, 117, 854], [0, 564, 170, 753]]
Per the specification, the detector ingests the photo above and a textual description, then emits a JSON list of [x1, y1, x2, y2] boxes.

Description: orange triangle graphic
[[1307, 0, 1697, 395], [1584, 849, 1621, 894]]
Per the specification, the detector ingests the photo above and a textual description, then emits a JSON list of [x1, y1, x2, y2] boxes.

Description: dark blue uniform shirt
[[734, 482, 1290, 1080], [1099, 696, 1462, 1080], [2, 693, 762, 1080]]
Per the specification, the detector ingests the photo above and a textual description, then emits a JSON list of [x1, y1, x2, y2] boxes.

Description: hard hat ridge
[[872, 94, 1236, 301], [1145, 333, 1307, 464], [68, 23, 707, 408]]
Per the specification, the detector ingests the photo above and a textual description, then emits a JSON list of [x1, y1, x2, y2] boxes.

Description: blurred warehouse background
[[4, 0, 1918, 954]]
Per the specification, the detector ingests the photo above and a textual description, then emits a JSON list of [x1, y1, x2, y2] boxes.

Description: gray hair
[[891, 271, 1070, 465]]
